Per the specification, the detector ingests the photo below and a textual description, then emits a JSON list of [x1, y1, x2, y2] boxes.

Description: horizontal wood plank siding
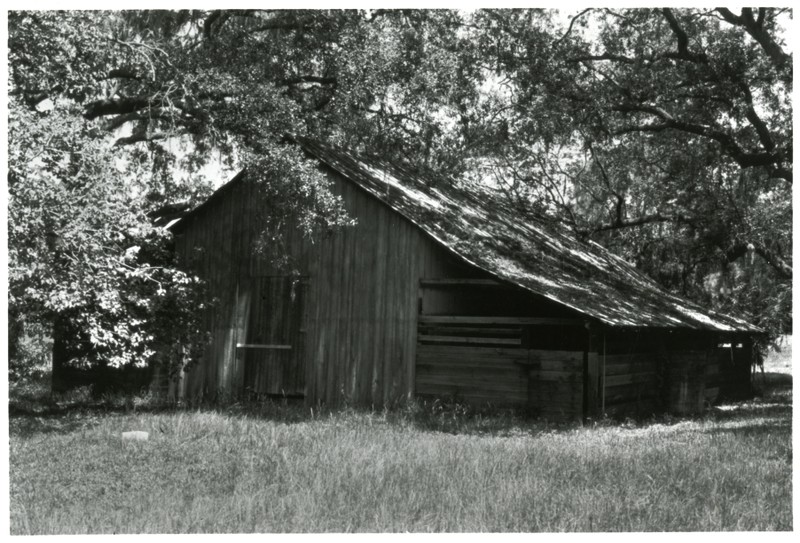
[[598, 350, 661, 417], [415, 344, 529, 405], [527, 350, 584, 421], [597, 334, 726, 417], [419, 316, 583, 326], [415, 325, 585, 420], [664, 349, 713, 415]]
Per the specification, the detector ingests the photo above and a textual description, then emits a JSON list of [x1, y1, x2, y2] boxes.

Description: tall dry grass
[[9, 344, 792, 533]]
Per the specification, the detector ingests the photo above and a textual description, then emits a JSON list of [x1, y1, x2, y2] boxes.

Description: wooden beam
[[584, 324, 599, 421], [419, 278, 507, 287], [418, 336, 522, 346], [418, 325, 522, 336], [604, 372, 656, 387], [601, 332, 606, 415], [418, 316, 584, 326], [235, 344, 292, 350]]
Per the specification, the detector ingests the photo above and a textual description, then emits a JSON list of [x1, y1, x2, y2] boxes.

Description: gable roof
[[176, 137, 762, 333]]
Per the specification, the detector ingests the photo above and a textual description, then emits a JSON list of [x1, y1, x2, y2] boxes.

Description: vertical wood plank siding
[[174, 166, 464, 406]]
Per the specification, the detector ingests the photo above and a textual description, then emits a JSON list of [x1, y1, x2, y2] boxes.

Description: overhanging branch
[[83, 97, 151, 120], [577, 212, 696, 236], [113, 131, 170, 146], [716, 8, 791, 76], [726, 241, 792, 279], [661, 9, 709, 64], [553, 8, 593, 46], [612, 102, 792, 183]]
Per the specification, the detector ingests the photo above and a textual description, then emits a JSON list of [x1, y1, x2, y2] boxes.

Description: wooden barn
[[165, 136, 762, 420]]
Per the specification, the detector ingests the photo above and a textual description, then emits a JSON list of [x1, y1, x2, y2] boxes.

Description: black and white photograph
[[5, 3, 793, 534]]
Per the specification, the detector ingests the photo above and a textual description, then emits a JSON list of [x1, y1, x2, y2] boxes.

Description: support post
[[584, 321, 599, 422], [601, 331, 606, 416]]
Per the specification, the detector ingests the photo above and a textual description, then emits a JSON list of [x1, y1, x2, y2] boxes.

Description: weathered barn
[[166, 136, 761, 420]]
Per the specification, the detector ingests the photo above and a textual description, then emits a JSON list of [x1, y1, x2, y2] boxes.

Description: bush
[[9, 322, 52, 383]]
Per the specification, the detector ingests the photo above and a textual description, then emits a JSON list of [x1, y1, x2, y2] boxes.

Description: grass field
[[9, 341, 793, 533]]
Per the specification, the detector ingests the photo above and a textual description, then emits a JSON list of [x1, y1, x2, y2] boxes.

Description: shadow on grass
[[752, 371, 793, 390], [699, 410, 792, 463], [703, 418, 791, 437], [8, 384, 567, 438], [8, 375, 182, 437], [8, 395, 183, 438], [10, 366, 793, 439]]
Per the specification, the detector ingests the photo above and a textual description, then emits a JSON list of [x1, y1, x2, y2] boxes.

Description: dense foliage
[[461, 8, 791, 335], [7, 9, 792, 379], [8, 100, 208, 373]]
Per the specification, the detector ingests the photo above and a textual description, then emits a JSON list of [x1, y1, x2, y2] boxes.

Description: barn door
[[242, 276, 308, 397]]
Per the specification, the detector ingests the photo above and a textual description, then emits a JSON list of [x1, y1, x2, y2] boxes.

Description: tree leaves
[[8, 93, 208, 372], [8, 8, 792, 368], [453, 8, 791, 337]]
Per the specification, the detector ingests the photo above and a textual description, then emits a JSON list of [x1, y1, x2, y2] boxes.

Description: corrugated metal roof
[[294, 137, 761, 333]]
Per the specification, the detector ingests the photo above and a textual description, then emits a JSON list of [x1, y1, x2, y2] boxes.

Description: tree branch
[[202, 10, 226, 40], [113, 131, 170, 146], [726, 241, 792, 279], [587, 142, 625, 224], [755, 8, 766, 28], [83, 96, 151, 119], [716, 8, 791, 75], [568, 11, 711, 70], [103, 110, 176, 131], [578, 212, 695, 235], [553, 8, 592, 46], [658, 9, 709, 63], [566, 53, 634, 64], [612, 102, 791, 182], [739, 83, 776, 153], [107, 67, 140, 80]]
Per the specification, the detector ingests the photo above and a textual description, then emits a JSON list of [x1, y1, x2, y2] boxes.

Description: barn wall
[[415, 345, 530, 405], [594, 329, 752, 417], [171, 165, 754, 414], [173, 165, 476, 406], [173, 176, 255, 400], [598, 352, 660, 417], [414, 307, 589, 420], [296, 175, 470, 406]]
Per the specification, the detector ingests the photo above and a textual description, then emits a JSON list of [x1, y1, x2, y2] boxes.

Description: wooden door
[[243, 276, 308, 397]]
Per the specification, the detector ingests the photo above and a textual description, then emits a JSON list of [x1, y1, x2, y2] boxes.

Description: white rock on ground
[[121, 431, 149, 441]]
